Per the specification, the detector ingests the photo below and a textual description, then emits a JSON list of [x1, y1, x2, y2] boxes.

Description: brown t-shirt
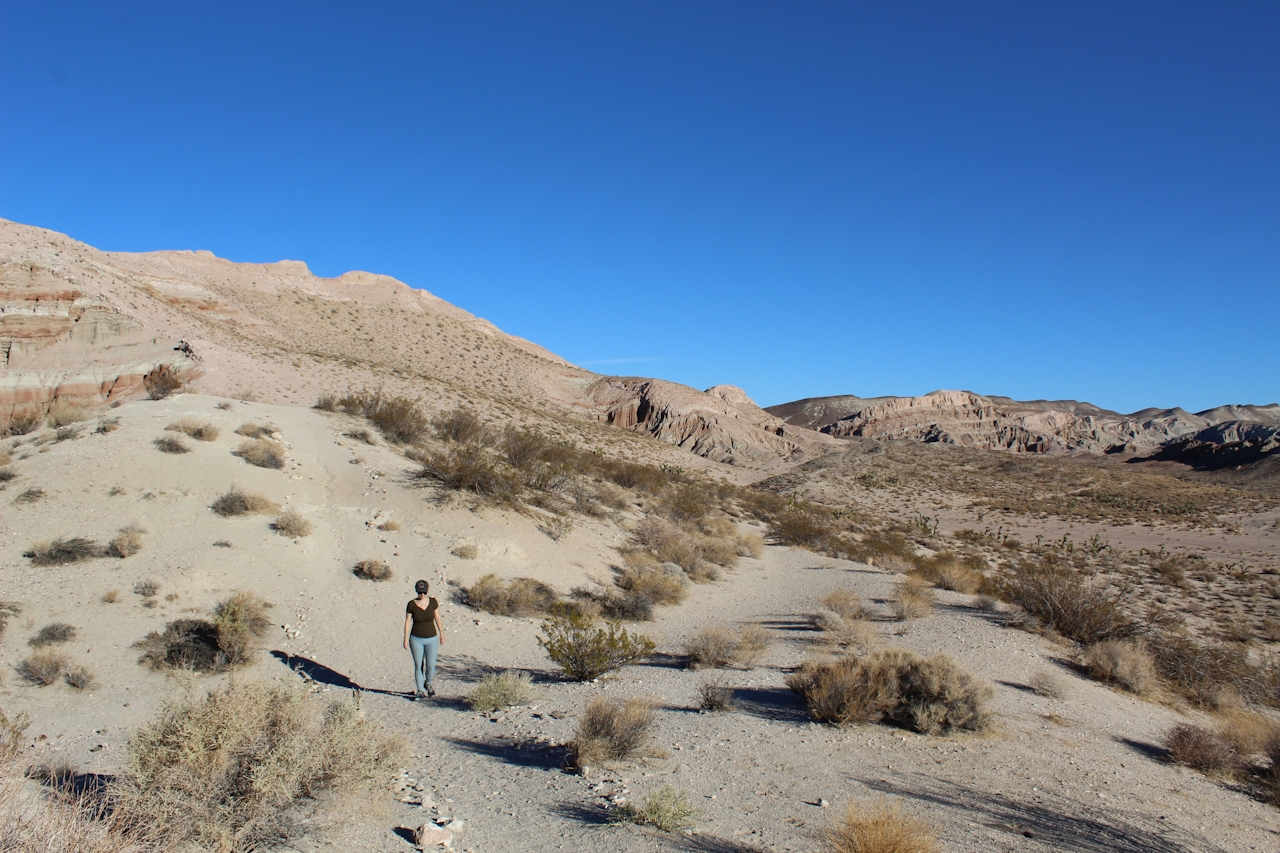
[[406, 597, 439, 638]]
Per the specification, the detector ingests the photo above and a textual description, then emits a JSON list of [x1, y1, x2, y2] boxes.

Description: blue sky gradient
[[2, 2, 1276, 413]]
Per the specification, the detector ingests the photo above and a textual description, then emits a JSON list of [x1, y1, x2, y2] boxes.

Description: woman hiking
[[404, 579, 445, 699]]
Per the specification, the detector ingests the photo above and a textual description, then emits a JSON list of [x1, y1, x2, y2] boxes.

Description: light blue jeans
[[409, 635, 439, 694]]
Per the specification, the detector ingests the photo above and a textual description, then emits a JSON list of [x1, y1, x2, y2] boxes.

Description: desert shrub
[[234, 438, 286, 469], [466, 671, 536, 712], [613, 784, 697, 831], [353, 559, 392, 581], [734, 625, 773, 668], [416, 443, 519, 503], [113, 681, 403, 852], [540, 515, 574, 540], [313, 393, 338, 411], [46, 403, 90, 428], [823, 799, 939, 853], [0, 452, 9, 466], [12, 487, 43, 504], [451, 542, 479, 559], [0, 467, 14, 485], [822, 589, 867, 620], [738, 532, 766, 558], [698, 679, 734, 712], [345, 428, 376, 445], [602, 460, 669, 494], [661, 485, 710, 522], [27, 537, 100, 565], [64, 665, 96, 690], [211, 487, 279, 516], [3, 411, 43, 436], [0, 601, 20, 640], [995, 557, 1139, 644], [770, 511, 835, 550], [616, 564, 688, 606], [571, 695, 655, 766], [137, 592, 272, 673], [28, 623, 76, 647], [1084, 639, 1158, 695], [1150, 631, 1279, 708], [108, 526, 145, 558], [539, 614, 656, 681], [787, 648, 991, 735], [102, 590, 120, 603], [55, 424, 84, 442], [368, 395, 430, 444], [96, 417, 121, 434], [234, 423, 275, 439], [812, 609, 878, 649], [272, 511, 314, 538], [378, 518, 401, 531], [1163, 724, 1239, 775], [686, 624, 738, 669], [569, 586, 654, 622], [432, 406, 485, 443], [1216, 706, 1279, 757], [891, 577, 935, 621], [212, 591, 273, 667], [914, 552, 984, 594], [466, 574, 558, 616], [1028, 670, 1068, 699], [133, 580, 159, 598], [166, 418, 219, 441], [18, 649, 70, 685], [153, 435, 190, 454], [143, 364, 188, 399]]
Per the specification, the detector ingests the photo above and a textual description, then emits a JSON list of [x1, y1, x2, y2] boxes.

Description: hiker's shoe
[[426, 684, 436, 697], [414, 691, 427, 701]]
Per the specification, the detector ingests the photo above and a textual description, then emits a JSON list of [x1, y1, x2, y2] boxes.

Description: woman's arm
[[403, 612, 413, 650], [434, 609, 444, 646]]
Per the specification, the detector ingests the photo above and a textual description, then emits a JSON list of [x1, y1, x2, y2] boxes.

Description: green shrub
[[539, 614, 655, 681], [613, 784, 697, 831]]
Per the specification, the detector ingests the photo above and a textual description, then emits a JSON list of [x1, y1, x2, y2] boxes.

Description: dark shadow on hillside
[[997, 679, 1038, 694], [758, 618, 819, 633], [445, 736, 570, 772], [1116, 736, 1169, 764], [663, 835, 772, 853], [270, 651, 410, 699], [550, 801, 615, 826], [731, 686, 809, 724], [861, 774, 1226, 853]]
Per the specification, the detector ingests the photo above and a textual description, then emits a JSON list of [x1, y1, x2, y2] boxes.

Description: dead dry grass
[[823, 799, 939, 853], [233, 438, 286, 469], [107, 526, 145, 558], [272, 510, 314, 538], [353, 559, 392, 581], [466, 574, 557, 616], [1084, 639, 1158, 695], [571, 695, 655, 768], [153, 435, 190, 454], [166, 418, 219, 441], [27, 538, 100, 566], [211, 487, 279, 517], [18, 649, 70, 686]]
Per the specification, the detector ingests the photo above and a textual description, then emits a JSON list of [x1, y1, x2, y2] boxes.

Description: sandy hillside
[[2, 394, 1276, 852]]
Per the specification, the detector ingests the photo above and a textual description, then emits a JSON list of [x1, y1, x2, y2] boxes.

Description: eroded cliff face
[[580, 377, 840, 465]]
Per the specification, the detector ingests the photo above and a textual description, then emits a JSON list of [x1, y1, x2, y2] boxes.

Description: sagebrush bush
[[466, 671, 537, 712], [539, 614, 656, 680], [108, 526, 145, 558], [1084, 639, 1157, 695], [272, 511, 314, 538], [234, 438, 286, 469], [617, 562, 688, 606], [613, 784, 697, 831], [995, 557, 1139, 644], [467, 574, 558, 616], [143, 364, 187, 400], [28, 623, 76, 647], [28, 537, 100, 565], [433, 406, 486, 443], [166, 418, 220, 441], [823, 799, 939, 853], [788, 648, 992, 734], [822, 589, 867, 620], [1028, 670, 1068, 699], [153, 435, 190, 454], [64, 664, 96, 690], [1164, 724, 1239, 775], [914, 552, 984, 594], [686, 624, 738, 669], [353, 559, 392, 581], [113, 681, 404, 852], [417, 442, 519, 503], [891, 577, 935, 621], [571, 695, 655, 767], [18, 649, 70, 685], [211, 487, 279, 517]]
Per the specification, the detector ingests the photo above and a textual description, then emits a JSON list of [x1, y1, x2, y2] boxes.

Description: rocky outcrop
[[1139, 421, 1280, 471], [581, 378, 839, 465]]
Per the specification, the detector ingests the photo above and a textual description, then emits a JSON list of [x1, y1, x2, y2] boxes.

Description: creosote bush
[[613, 784, 698, 832], [331, 389, 431, 444], [466, 671, 537, 712], [113, 681, 404, 852], [27, 537, 100, 566], [272, 510, 314, 538], [787, 648, 992, 735], [467, 574, 557, 616], [211, 487, 279, 517], [823, 799, 939, 853], [166, 418, 220, 441], [539, 614, 655, 681], [353, 559, 392, 581], [234, 438, 286, 469], [571, 695, 655, 767]]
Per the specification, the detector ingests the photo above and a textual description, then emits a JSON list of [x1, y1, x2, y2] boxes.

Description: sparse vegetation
[[378, 518, 401, 531], [613, 784, 697, 832], [136, 591, 273, 673], [1163, 723, 1239, 775], [822, 799, 939, 853], [571, 694, 655, 767], [353, 559, 392, 581], [2, 411, 42, 436], [788, 648, 992, 734], [108, 525, 146, 558], [466, 671, 537, 711], [46, 403, 90, 428], [153, 435, 190, 454], [616, 561, 689, 606], [539, 614, 656, 681], [433, 405, 486, 444], [143, 364, 188, 399], [685, 623, 773, 669], [113, 681, 403, 852], [166, 418, 220, 441], [64, 665, 96, 690], [12, 487, 44, 504], [27, 537, 100, 566], [0, 601, 21, 640], [994, 556, 1139, 644], [467, 574, 557, 616], [102, 590, 120, 604], [18, 649, 70, 685], [891, 576, 935, 621], [451, 542, 480, 559], [28, 623, 76, 647], [698, 678, 734, 712], [133, 580, 159, 598], [272, 510, 314, 538], [234, 438, 286, 469], [1028, 669, 1069, 699], [234, 423, 275, 439], [1084, 639, 1157, 695], [211, 486, 279, 516]]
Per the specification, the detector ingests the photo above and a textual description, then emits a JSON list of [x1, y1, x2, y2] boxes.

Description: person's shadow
[[270, 650, 410, 699]]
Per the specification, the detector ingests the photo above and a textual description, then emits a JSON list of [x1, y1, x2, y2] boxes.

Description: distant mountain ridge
[[766, 391, 1280, 471]]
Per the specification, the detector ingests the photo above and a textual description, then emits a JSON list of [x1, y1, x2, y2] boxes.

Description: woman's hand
[[403, 639, 409, 650]]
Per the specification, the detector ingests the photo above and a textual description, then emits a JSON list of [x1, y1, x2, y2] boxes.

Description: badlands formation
[[2, 219, 1279, 853]]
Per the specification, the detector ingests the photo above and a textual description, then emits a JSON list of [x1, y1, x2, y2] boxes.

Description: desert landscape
[[1, 218, 1278, 852]]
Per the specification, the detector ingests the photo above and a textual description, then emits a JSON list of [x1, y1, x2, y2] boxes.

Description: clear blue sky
[[2, 2, 1277, 414]]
